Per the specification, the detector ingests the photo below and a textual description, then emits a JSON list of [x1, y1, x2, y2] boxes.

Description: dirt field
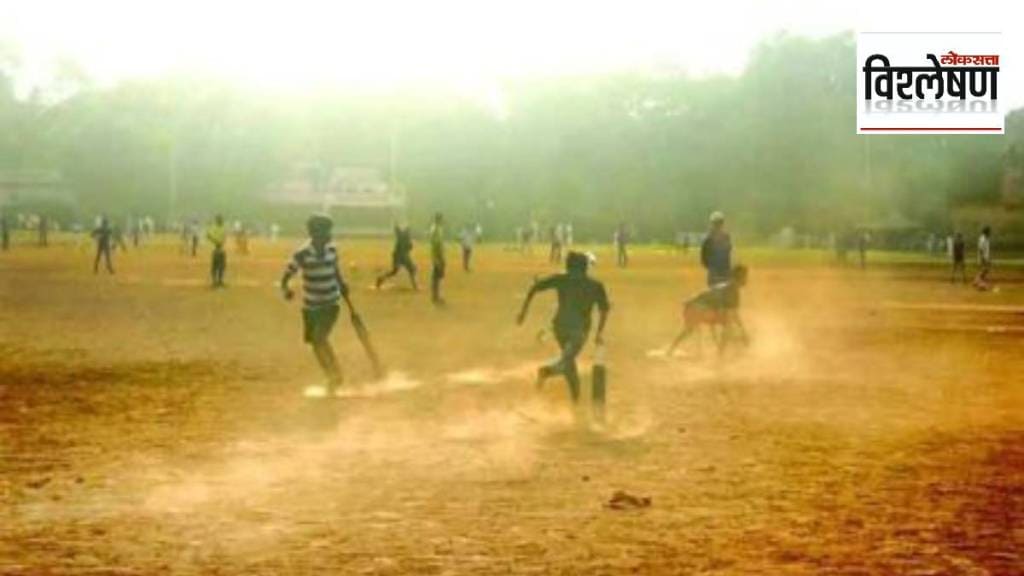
[[2, 237, 1022, 575]]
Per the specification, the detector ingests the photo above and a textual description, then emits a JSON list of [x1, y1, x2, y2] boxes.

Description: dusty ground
[[1, 237, 1022, 575]]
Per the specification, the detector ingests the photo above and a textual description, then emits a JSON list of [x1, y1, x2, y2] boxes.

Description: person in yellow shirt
[[207, 214, 227, 288]]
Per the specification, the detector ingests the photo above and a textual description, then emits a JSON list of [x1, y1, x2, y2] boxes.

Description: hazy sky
[[2, 0, 1021, 107]]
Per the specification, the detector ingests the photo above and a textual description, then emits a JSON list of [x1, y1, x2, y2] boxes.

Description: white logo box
[[857, 32, 1003, 134]]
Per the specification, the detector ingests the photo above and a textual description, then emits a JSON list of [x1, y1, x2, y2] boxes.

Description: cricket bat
[[343, 295, 385, 379]]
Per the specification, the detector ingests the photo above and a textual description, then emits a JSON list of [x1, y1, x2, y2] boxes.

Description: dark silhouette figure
[[92, 216, 114, 274]]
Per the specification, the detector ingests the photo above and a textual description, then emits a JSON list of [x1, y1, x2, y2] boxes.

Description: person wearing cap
[[281, 214, 350, 394], [701, 211, 732, 287], [517, 251, 610, 404]]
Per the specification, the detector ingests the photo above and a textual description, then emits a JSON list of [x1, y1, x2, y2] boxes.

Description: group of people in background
[[515, 220, 574, 258], [4, 203, 1009, 414], [947, 227, 995, 290], [375, 214, 484, 306]]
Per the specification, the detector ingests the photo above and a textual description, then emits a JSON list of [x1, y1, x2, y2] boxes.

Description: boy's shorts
[[432, 261, 446, 280], [303, 304, 340, 344]]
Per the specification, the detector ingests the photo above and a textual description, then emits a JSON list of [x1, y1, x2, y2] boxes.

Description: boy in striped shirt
[[281, 214, 349, 393]]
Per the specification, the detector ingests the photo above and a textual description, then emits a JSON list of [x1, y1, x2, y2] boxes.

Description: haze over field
[[2, 1, 1023, 239]]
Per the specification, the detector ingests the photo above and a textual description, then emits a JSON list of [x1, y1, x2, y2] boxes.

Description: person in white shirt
[[459, 225, 475, 272], [973, 226, 993, 289]]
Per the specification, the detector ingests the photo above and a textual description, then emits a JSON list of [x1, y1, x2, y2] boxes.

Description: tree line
[[1, 32, 1021, 242]]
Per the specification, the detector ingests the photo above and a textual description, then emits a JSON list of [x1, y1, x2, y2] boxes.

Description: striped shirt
[[286, 242, 347, 309]]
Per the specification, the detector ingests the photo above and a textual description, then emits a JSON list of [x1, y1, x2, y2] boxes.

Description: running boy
[[281, 214, 352, 394], [517, 251, 610, 403], [207, 214, 227, 288], [668, 264, 749, 355], [376, 223, 418, 289]]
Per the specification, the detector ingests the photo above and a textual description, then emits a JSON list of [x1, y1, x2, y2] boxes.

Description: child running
[[668, 264, 749, 355], [517, 251, 610, 403], [376, 223, 418, 290], [281, 214, 354, 395]]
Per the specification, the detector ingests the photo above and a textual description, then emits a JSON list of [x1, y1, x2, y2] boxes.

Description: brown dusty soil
[[1, 239, 1022, 575]]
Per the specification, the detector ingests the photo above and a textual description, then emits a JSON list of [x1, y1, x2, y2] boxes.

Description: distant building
[[0, 170, 71, 209], [0, 171, 75, 228], [265, 164, 405, 236]]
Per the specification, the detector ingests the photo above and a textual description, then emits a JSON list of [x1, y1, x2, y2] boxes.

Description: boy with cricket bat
[[281, 214, 378, 395]]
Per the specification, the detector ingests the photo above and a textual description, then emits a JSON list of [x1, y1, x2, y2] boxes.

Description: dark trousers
[[377, 254, 417, 289], [211, 248, 226, 286], [431, 261, 445, 304], [93, 243, 113, 273], [462, 247, 472, 272], [541, 328, 586, 402]]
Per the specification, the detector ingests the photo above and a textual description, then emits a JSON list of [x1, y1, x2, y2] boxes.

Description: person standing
[[131, 217, 141, 248], [91, 215, 115, 274], [2, 210, 10, 251], [459, 225, 475, 272], [549, 223, 564, 264], [207, 214, 228, 288], [951, 232, 967, 284], [38, 215, 49, 247], [858, 230, 870, 269], [190, 219, 200, 257], [376, 223, 418, 290], [701, 212, 732, 286], [614, 222, 630, 268], [973, 226, 993, 290], [517, 251, 610, 404], [429, 212, 446, 305]]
